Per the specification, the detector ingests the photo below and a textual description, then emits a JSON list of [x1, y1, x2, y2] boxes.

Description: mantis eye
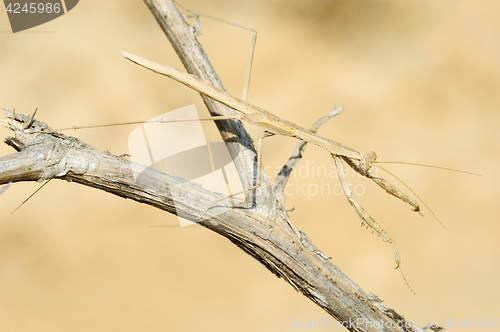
[[360, 151, 377, 172]]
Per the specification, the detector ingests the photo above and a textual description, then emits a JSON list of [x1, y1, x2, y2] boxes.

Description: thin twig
[[273, 106, 344, 196]]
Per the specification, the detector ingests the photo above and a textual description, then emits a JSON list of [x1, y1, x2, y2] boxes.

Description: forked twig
[[0, 109, 436, 331], [273, 106, 344, 197]]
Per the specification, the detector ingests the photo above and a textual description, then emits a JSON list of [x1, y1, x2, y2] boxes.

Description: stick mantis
[[13, 9, 475, 294], [117, 50, 422, 292], [49, 44, 476, 292]]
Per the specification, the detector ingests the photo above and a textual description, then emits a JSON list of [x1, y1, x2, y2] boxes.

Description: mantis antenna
[[374, 161, 481, 229]]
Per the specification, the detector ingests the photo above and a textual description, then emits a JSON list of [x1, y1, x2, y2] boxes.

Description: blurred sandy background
[[1, 1, 499, 331]]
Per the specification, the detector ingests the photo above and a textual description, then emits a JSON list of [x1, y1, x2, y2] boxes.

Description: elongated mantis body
[[118, 50, 424, 292]]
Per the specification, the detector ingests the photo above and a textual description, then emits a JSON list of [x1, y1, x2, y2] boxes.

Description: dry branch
[[0, 0, 443, 331]]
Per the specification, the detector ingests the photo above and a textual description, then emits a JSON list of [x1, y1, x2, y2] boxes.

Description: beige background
[[1, 1, 499, 331]]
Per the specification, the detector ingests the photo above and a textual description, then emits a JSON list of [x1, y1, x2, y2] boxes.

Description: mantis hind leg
[[332, 154, 414, 294]]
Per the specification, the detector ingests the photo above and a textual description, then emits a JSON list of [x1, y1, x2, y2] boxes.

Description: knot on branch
[[1, 110, 90, 181]]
